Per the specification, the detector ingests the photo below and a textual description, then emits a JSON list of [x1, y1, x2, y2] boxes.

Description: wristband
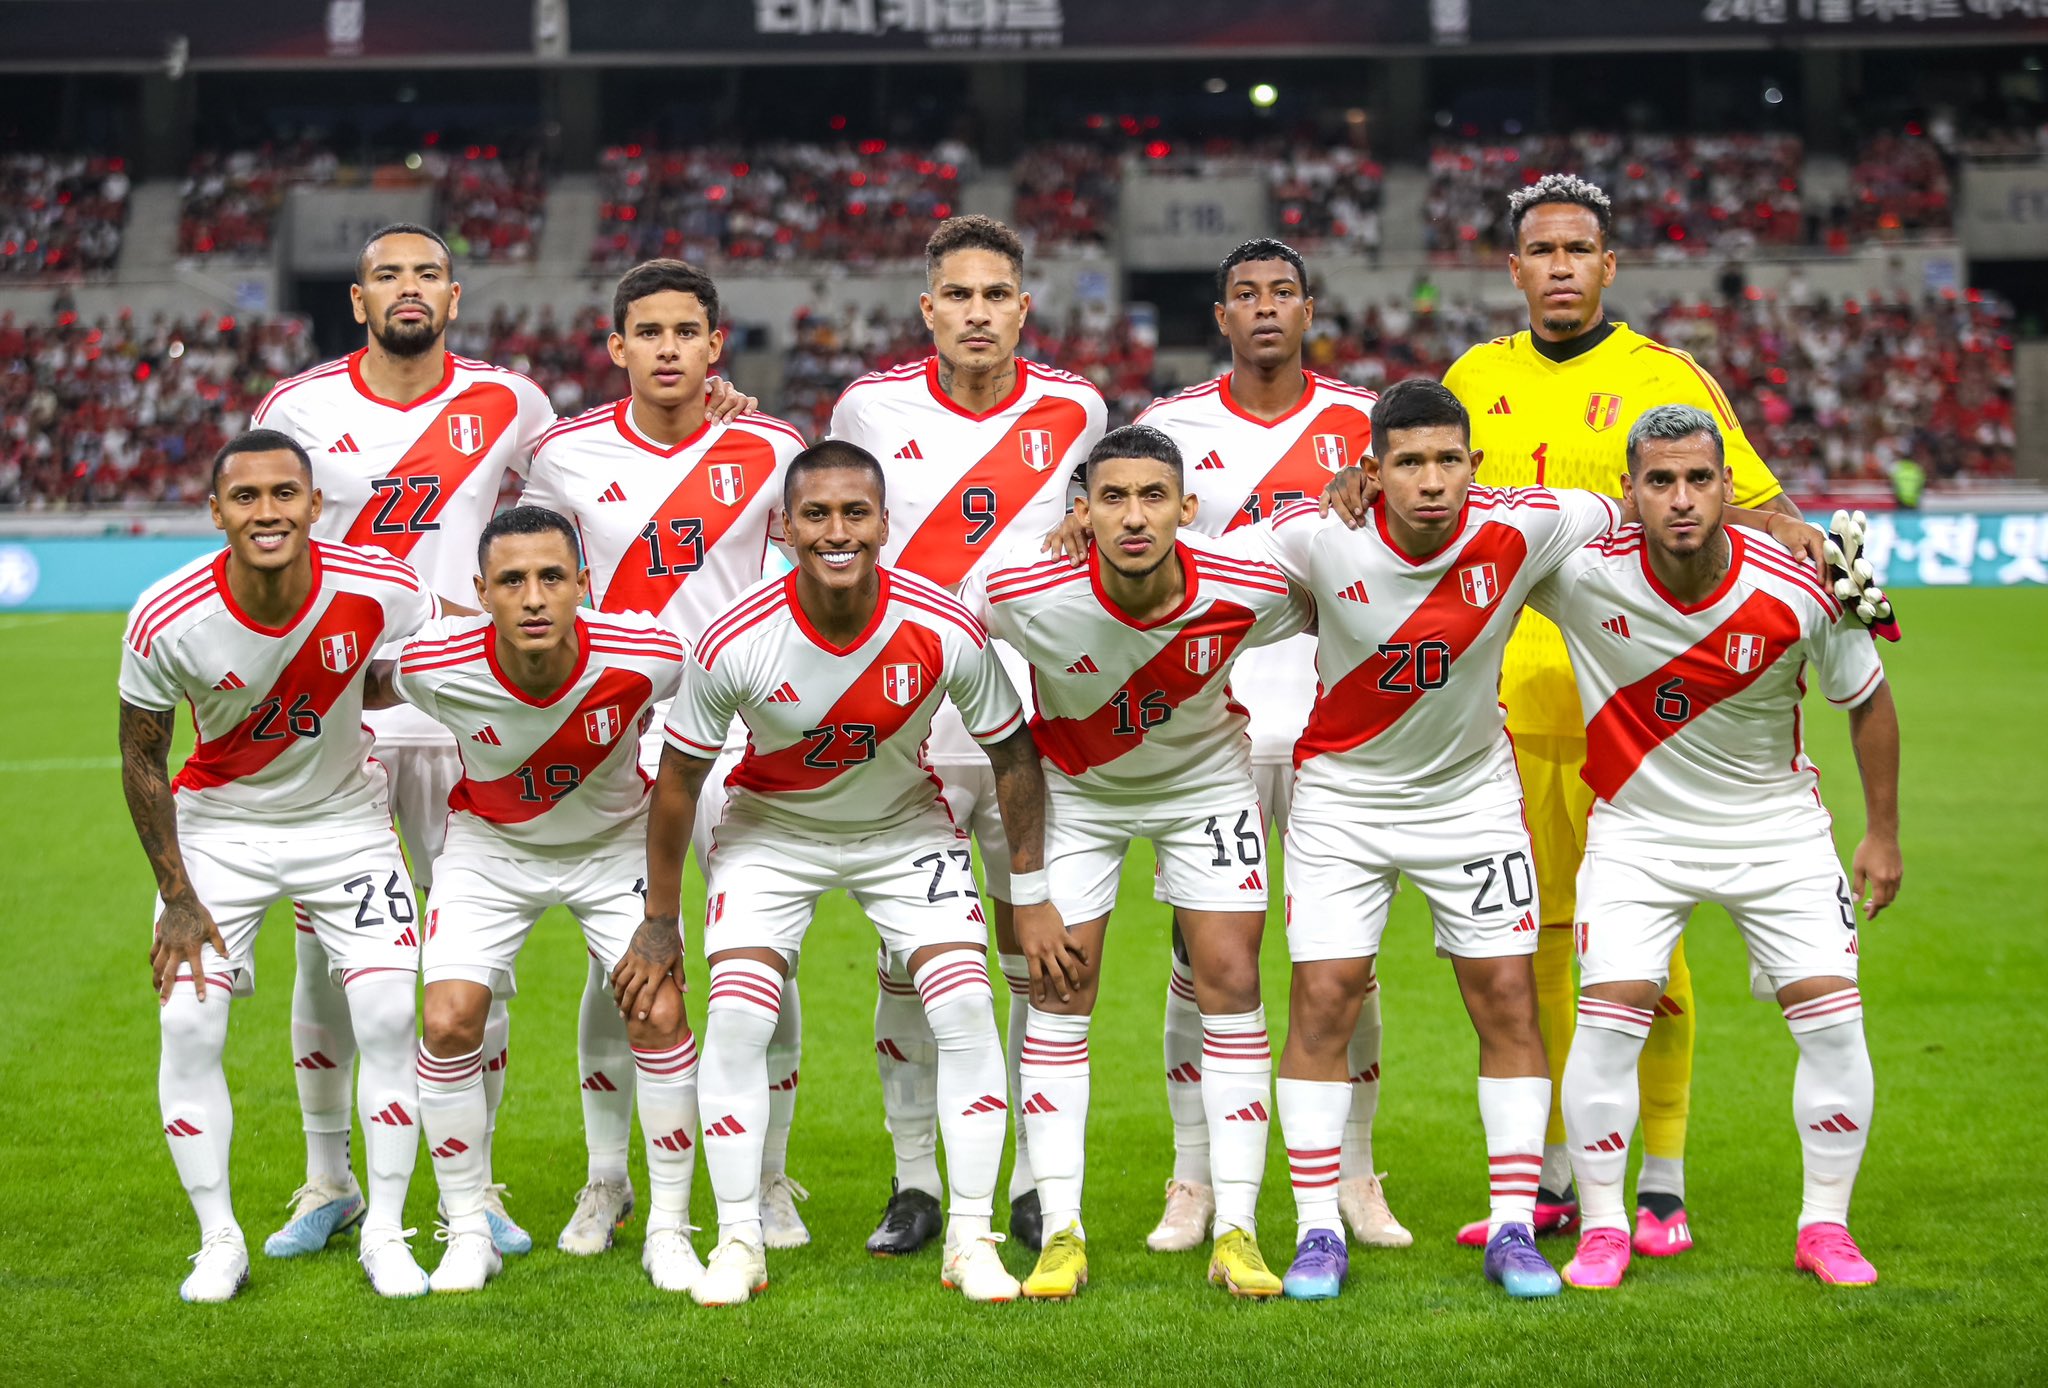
[[1008, 869, 1050, 906]]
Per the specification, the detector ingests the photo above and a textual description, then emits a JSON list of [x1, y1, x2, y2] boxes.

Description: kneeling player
[[971, 424, 1312, 1300], [1527, 406, 1900, 1289], [119, 430, 436, 1301], [620, 441, 1077, 1307], [368, 505, 704, 1294]]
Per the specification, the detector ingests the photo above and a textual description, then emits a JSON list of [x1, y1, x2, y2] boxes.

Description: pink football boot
[[1795, 1223, 1878, 1285], [1456, 1188, 1579, 1247], [1562, 1227, 1632, 1290], [1632, 1201, 1694, 1258]]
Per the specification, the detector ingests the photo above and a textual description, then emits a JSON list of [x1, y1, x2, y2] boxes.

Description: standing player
[[1124, 238, 1403, 1253], [250, 223, 556, 1259], [621, 441, 1076, 1306], [1525, 406, 1899, 1289], [970, 425, 1311, 1301], [366, 506, 703, 1295], [1269, 383, 1822, 1302], [118, 431, 435, 1301], [522, 259, 809, 1255], [829, 214, 1106, 1253]]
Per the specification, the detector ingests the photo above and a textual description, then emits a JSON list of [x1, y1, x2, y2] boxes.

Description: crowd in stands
[[1841, 132, 1953, 244], [1, 154, 130, 277], [177, 144, 338, 258], [0, 310, 315, 508], [592, 141, 975, 269]]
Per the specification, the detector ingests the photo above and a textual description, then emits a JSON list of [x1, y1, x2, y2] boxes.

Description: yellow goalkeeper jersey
[[1444, 320, 1785, 736]]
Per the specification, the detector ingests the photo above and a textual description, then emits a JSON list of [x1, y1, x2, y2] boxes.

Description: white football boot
[[358, 1226, 431, 1298], [1145, 1179, 1216, 1253], [558, 1178, 634, 1255], [428, 1226, 502, 1293], [180, 1228, 250, 1304], [760, 1173, 812, 1250], [690, 1236, 768, 1307], [942, 1231, 1020, 1303], [643, 1226, 706, 1293], [1338, 1173, 1414, 1249]]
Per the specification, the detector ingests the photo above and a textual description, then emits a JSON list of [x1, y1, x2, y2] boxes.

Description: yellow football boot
[[1021, 1224, 1088, 1300], [1207, 1227, 1283, 1298]]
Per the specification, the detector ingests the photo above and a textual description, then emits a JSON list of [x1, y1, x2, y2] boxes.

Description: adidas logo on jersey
[[895, 439, 924, 460], [212, 671, 246, 691], [1337, 580, 1370, 604], [768, 681, 800, 703], [1600, 615, 1632, 638], [1195, 449, 1225, 470], [328, 434, 361, 453], [393, 926, 418, 949], [705, 1115, 748, 1138], [1486, 396, 1512, 416], [652, 1127, 694, 1152], [1238, 870, 1264, 892], [1224, 1101, 1269, 1123], [598, 481, 627, 503], [370, 1102, 414, 1128], [1512, 912, 1536, 933], [471, 725, 502, 745], [961, 1094, 1008, 1116], [1064, 654, 1100, 675]]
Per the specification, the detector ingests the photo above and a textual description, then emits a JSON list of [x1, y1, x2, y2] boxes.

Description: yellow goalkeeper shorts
[[1512, 732, 1594, 927]]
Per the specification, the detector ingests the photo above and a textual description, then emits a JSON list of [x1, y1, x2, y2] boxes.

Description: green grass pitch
[[2, 591, 2043, 1386]]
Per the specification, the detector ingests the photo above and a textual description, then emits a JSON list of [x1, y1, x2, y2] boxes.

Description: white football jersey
[[118, 541, 434, 836], [1528, 524, 1885, 861], [830, 356, 1107, 591], [1139, 370, 1377, 758], [666, 566, 1024, 839], [969, 538, 1310, 805], [391, 610, 686, 858], [521, 400, 803, 642], [1254, 487, 1623, 813], [253, 349, 557, 747]]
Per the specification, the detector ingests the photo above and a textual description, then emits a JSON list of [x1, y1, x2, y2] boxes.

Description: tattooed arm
[[120, 699, 227, 1002], [984, 725, 1084, 1003], [613, 746, 714, 1022]]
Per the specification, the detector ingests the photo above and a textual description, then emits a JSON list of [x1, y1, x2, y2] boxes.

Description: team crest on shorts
[[1586, 393, 1624, 432], [1313, 434, 1347, 472], [1724, 632, 1766, 674], [1019, 429, 1055, 472], [882, 663, 923, 706], [448, 414, 486, 456], [319, 632, 359, 672], [1459, 563, 1499, 608], [1185, 635, 1223, 675], [585, 704, 622, 744], [709, 463, 745, 506]]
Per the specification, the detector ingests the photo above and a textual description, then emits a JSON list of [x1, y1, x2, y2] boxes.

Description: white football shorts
[[933, 758, 1013, 900], [1049, 786, 1271, 926], [423, 847, 649, 997], [1574, 838, 1861, 994], [374, 736, 462, 889], [1283, 787, 1541, 962], [164, 825, 422, 995], [702, 805, 990, 962], [638, 727, 739, 870]]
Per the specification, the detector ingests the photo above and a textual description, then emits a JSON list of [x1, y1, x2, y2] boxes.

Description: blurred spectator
[[1012, 143, 1121, 254], [0, 153, 129, 277], [1841, 131, 1952, 243], [434, 147, 546, 264], [0, 311, 315, 507], [178, 144, 340, 258]]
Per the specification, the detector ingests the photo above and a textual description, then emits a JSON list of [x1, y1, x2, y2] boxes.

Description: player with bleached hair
[[1526, 404, 1900, 1289]]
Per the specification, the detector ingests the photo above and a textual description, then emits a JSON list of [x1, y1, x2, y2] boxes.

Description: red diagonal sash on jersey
[[173, 592, 386, 793], [598, 431, 777, 617], [1222, 404, 1372, 533], [1293, 524, 1532, 769], [1581, 590, 1802, 802], [447, 666, 656, 824], [893, 396, 1091, 587], [1031, 601, 1258, 778], [725, 622, 945, 794], [341, 382, 522, 558]]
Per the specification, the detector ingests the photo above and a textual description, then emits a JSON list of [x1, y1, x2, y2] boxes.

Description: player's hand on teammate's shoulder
[[1317, 463, 1380, 528], [150, 897, 228, 1003], [705, 376, 757, 424], [1015, 901, 1086, 1004], [1761, 511, 1829, 575], [612, 912, 685, 1021], [1851, 833, 1903, 921], [1041, 510, 1090, 566]]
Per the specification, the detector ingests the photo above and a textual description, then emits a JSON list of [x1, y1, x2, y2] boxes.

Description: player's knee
[[420, 985, 488, 1056], [626, 983, 687, 1050], [159, 988, 229, 1058], [1461, 957, 1540, 1028], [1288, 965, 1364, 1056]]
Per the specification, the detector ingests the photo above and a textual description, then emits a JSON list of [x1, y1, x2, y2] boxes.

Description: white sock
[[1278, 1077, 1348, 1244], [1541, 1143, 1575, 1195], [763, 977, 800, 1180], [291, 912, 355, 1188], [1783, 988, 1873, 1229], [1340, 976, 1382, 1181], [634, 1033, 701, 1233], [478, 999, 508, 1188], [701, 959, 781, 1245], [1478, 1074, 1552, 1238], [1019, 1006, 1091, 1236], [417, 1043, 489, 1235], [1201, 1007, 1273, 1236], [1163, 953, 1210, 1185], [997, 951, 1035, 1202], [1638, 1154, 1685, 1201], [874, 949, 942, 1198], [160, 983, 239, 1242], [346, 973, 423, 1236], [578, 955, 634, 1186], [1561, 996, 1655, 1234], [915, 950, 1005, 1242]]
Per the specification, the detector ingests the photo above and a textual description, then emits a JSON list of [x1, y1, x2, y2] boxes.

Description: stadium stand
[[0, 153, 130, 277]]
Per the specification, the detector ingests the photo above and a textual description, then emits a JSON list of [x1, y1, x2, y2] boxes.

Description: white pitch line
[[0, 756, 121, 773]]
